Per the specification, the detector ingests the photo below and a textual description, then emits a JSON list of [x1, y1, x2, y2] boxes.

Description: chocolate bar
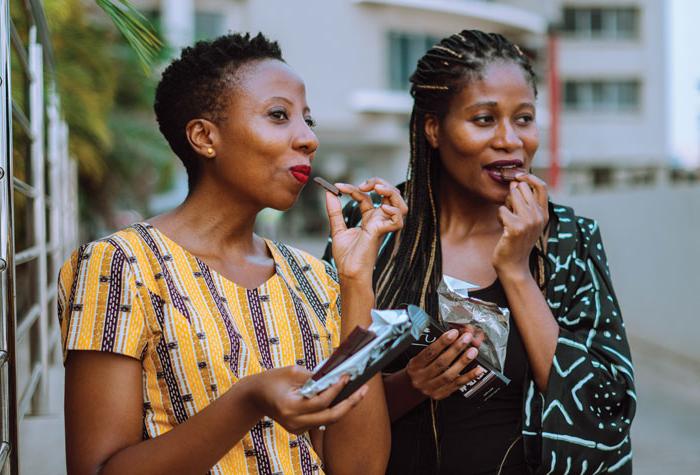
[[313, 176, 342, 196], [499, 168, 527, 182], [311, 326, 376, 381]]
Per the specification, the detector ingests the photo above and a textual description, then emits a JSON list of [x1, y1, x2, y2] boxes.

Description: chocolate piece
[[313, 176, 342, 196], [499, 168, 526, 182], [311, 327, 376, 381]]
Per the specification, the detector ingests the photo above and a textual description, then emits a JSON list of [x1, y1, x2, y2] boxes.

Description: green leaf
[[95, 0, 163, 73]]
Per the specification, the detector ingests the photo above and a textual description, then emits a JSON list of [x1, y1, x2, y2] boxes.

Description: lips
[[484, 159, 524, 170], [484, 160, 526, 185], [290, 165, 311, 184]]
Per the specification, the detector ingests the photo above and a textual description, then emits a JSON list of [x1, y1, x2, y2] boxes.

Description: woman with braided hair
[[324, 30, 635, 474], [58, 33, 401, 474]]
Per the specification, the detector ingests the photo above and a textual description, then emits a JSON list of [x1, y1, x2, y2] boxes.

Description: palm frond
[[95, 0, 163, 73]]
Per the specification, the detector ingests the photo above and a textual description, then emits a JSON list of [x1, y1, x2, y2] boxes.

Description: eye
[[305, 116, 317, 128], [515, 114, 535, 125], [269, 108, 289, 121], [472, 115, 495, 125]]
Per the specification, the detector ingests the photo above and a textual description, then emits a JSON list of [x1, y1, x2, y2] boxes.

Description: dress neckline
[[443, 274, 498, 294], [139, 222, 279, 291]]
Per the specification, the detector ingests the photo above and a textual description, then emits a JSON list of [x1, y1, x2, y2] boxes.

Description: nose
[[293, 120, 319, 157], [492, 119, 523, 152]]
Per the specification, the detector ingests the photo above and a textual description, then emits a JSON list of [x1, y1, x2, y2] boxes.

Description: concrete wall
[[559, 184, 700, 362]]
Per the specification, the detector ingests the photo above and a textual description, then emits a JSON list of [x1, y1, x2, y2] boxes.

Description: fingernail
[[360, 386, 369, 396], [515, 172, 527, 178], [467, 347, 478, 359], [461, 333, 471, 344], [446, 329, 458, 340]]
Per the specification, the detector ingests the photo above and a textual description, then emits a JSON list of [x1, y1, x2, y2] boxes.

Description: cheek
[[523, 129, 540, 159], [223, 128, 288, 174], [443, 123, 489, 156]]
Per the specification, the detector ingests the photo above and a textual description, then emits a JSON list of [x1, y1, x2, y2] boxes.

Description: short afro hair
[[154, 32, 284, 191]]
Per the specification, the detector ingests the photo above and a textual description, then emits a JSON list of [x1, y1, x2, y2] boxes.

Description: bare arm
[[320, 179, 402, 474], [65, 351, 262, 475], [498, 271, 558, 391], [321, 282, 389, 475], [383, 330, 482, 421], [66, 351, 366, 475]]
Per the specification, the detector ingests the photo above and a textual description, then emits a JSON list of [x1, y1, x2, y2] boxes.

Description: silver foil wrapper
[[438, 275, 510, 373], [299, 308, 424, 398]]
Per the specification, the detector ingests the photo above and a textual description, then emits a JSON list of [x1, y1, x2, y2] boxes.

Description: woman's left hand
[[325, 177, 408, 283], [492, 173, 549, 277]]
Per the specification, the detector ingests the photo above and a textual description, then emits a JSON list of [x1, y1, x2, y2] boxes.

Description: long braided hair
[[375, 30, 539, 316]]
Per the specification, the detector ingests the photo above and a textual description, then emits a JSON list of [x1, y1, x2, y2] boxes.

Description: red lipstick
[[290, 165, 311, 184]]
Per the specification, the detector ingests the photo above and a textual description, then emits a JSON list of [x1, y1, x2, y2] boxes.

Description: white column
[[161, 0, 195, 53], [28, 26, 49, 415]]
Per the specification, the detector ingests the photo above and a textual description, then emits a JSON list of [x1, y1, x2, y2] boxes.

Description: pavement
[[628, 340, 700, 474]]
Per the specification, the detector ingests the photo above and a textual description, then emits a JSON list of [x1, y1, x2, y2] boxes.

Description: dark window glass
[[590, 8, 603, 34], [561, 6, 639, 39], [563, 7, 577, 32], [563, 80, 640, 111], [195, 12, 223, 41], [389, 32, 440, 90], [616, 8, 638, 38]]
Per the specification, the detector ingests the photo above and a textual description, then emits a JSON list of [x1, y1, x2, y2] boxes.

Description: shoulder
[[269, 240, 338, 284], [549, 202, 602, 249], [58, 225, 155, 283]]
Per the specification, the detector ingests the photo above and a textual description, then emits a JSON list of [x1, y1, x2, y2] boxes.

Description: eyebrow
[[465, 101, 535, 111], [268, 96, 311, 113]]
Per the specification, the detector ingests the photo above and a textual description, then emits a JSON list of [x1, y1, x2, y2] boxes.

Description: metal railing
[[1, 0, 78, 473]]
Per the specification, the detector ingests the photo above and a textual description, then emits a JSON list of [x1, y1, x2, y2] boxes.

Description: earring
[[207, 147, 214, 156]]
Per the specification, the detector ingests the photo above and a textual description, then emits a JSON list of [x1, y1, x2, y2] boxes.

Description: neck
[[150, 175, 264, 258], [438, 169, 502, 240]]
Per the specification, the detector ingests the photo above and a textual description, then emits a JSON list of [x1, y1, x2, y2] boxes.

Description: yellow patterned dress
[[58, 223, 342, 475]]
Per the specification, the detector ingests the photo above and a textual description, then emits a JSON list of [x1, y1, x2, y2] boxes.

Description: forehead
[[454, 61, 535, 106], [233, 59, 307, 103]]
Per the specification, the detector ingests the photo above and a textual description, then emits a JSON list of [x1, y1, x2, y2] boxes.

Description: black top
[[386, 279, 528, 475]]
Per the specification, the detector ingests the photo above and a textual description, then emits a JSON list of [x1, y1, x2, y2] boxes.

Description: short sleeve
[[323, 261, 342, 351], [58, 240, 150, 362]]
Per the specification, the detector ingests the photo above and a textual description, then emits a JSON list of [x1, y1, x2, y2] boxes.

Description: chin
[[266, 193, 300, 212], [485, 189, 509, 205]]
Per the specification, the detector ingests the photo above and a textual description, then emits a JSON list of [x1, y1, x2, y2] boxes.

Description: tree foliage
[[44, 0, 174, 237]]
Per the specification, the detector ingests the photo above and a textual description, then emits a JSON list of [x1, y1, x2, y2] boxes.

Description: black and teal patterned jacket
[[323, 200, 636, 474]]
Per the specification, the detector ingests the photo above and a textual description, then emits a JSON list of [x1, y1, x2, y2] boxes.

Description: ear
[[423, 114, 440, 149], [186, 118, 219, 158]]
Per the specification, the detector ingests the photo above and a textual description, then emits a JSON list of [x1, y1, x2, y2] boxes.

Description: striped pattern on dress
[[58, 224, 341, 474]]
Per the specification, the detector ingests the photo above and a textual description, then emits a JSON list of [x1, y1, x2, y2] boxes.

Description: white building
[[135, 0, 548, 234], [507, 0, 700, 188], [137, 0, 699, 232]]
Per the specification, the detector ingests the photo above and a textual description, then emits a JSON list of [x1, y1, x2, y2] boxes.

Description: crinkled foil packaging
[[300, 307, 425, 398], [437, 276, 510, 373]]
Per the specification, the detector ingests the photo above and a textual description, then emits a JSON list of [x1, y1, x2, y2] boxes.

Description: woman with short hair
[[59, 32, 403, 475]]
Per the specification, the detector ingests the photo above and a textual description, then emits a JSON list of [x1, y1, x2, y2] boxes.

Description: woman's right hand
[[405, 329, 484, 400], [249, 365, 368, 435]]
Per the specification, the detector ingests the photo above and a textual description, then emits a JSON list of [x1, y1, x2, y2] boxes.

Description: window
[[195, 11, 224, 41], [388, 32, 440, 90], [563, 80, 640, 112], [562, 7, 639, 39]]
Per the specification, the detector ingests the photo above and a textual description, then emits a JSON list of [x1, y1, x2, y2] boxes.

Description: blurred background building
[[2, 0, 700, 474], [132, 0, 700, 241]]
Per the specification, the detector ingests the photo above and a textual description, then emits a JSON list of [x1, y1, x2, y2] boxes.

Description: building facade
[[507, 0, 700, 189], [136, 0, 699, 235]]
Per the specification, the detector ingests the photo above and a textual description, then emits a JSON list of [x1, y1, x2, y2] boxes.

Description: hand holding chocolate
[[435, 276, 511, 401], [300, 305, 430, 405]]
